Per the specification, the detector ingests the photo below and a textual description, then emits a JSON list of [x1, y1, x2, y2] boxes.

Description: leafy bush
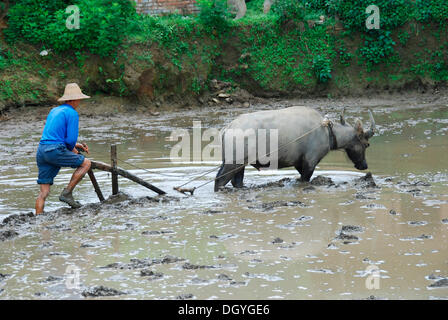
[[271, 0, 307, 25], [305, 0, 412, 31], [312, 54, 332, 83], [5, 0, 136, 57], [397, 31, 410, 46], [432, 62, 448, 81], [0, 43, 14, 70], [305, 0, 411, 71], [196, 0, 230, 34], [336, 42, 353, 66], [0, 51, 7, 70], [358, 30, 396, 69], [415, 0, 448, 24]]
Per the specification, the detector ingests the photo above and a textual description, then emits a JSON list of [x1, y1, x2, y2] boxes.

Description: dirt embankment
[[1, 20, 447, 114]]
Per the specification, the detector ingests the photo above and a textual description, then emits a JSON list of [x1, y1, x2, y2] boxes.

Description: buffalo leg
[[295, 160, 315, 182], [214, 164, 238, 192], [231, 167, 245, 188]]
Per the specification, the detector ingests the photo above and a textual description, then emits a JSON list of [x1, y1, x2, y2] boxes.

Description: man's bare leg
[[66, 158, 91, 192], [59, 159, 91, 208], [35, 184, 51, 215]]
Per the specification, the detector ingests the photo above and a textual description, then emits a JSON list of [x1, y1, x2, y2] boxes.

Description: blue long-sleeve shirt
[[40, 104, 79, 151]]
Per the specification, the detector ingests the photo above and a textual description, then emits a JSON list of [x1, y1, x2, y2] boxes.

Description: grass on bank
[[1, 0, 447, 107]]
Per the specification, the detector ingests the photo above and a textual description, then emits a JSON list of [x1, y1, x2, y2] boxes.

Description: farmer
[[35, 83, 92, 215]]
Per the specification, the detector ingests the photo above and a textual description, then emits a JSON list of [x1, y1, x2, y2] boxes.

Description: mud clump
[[408, 220, 428, 226], [161, 255, 184, 264], [128, 195, 180, 206], [341, 225, 364, 233], [364, 295, 385, 300], [332, 225, 363, 245], [217, 274, 232, 281], [102, 192, 132, 205], [175, 293, 194, 300], [255, 178, 294, 189], [209, 234, 236, 241], [271, 237, 284, 244], [311, 176, 334, 186], [428, 278, 448, 288], [335, 233, 359, 241], [82, 286, 126, 297], [400, 234, 433, 241], [0, 273, 10, 282], [0, 230, 18, 242], [1, 212, 35, 228], [355, 192, 376, 200], [408, 180, 431, 187], [333, 227, 360, 244], [202, 209, 223, 215], [140, 269, 163, 280], [406, 188, 422, 196], [353, 172, 378, 189], [396, 180, 430, 195], [182, 263, 215, 270], [34, 292, 46, 297], [248, 200, 308, 211], [80, 241, 109, 248], [41, 275, 63, 283], [102, 255, 185, 270], [141, 230, 174, 236]]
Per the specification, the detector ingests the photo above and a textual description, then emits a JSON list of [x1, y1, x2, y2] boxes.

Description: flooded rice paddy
[[0, 102, 447, 299]]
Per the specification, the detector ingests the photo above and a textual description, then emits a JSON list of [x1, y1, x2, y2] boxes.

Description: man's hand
[[75, 143, 89, 154]]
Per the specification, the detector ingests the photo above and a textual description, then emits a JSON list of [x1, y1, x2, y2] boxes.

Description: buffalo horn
[[365, 109, 376, 139], [340, 107, 346, 125]]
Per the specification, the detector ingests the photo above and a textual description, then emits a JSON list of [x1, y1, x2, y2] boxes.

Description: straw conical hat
[[58, 83, 90, 101]]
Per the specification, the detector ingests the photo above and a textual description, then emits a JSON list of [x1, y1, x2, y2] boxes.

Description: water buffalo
[[214, 106, 376, 191]]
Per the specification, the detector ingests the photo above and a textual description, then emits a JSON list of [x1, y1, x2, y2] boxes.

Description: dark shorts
[[36, 144, 85, 185]]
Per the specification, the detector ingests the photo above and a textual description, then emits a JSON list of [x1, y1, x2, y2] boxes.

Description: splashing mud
[[0, 99, 447, 299]]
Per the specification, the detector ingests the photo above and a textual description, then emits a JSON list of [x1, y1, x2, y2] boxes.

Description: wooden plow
[[85, 145, 166, 202]]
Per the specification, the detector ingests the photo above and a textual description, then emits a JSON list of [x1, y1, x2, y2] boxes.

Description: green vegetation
[[270, 0, 306, 25], [313, 55, 332, 83], [1, 0, 448, 109], [5, 0, 135, 57], [196, 0, 231, 34]]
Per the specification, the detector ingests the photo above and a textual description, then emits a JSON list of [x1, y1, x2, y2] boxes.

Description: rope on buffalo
[[173, 121, 329, 195]]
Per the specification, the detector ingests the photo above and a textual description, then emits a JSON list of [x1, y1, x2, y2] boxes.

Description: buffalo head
[[340, 109, 376, 170]]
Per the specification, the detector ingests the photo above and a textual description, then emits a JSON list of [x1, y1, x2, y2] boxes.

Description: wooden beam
[[87, 169, 105, 202], [90, 160, 166, 195], [111, 145, 119, 195]]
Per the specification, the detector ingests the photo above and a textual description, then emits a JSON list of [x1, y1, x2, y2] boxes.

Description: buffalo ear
[[354, 119, 363, 135]]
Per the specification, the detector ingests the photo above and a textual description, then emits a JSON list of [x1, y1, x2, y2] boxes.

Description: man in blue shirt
[[35, 83, 92, 215]]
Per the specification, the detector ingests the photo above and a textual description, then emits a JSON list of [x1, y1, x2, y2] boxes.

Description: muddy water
[[0, 103, 447, 299]]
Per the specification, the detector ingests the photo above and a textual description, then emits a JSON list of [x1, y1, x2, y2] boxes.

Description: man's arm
[[65, 111, 79, 151]]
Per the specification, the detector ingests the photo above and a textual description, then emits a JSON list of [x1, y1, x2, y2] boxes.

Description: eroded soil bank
[[0, 94, 447, 299]]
